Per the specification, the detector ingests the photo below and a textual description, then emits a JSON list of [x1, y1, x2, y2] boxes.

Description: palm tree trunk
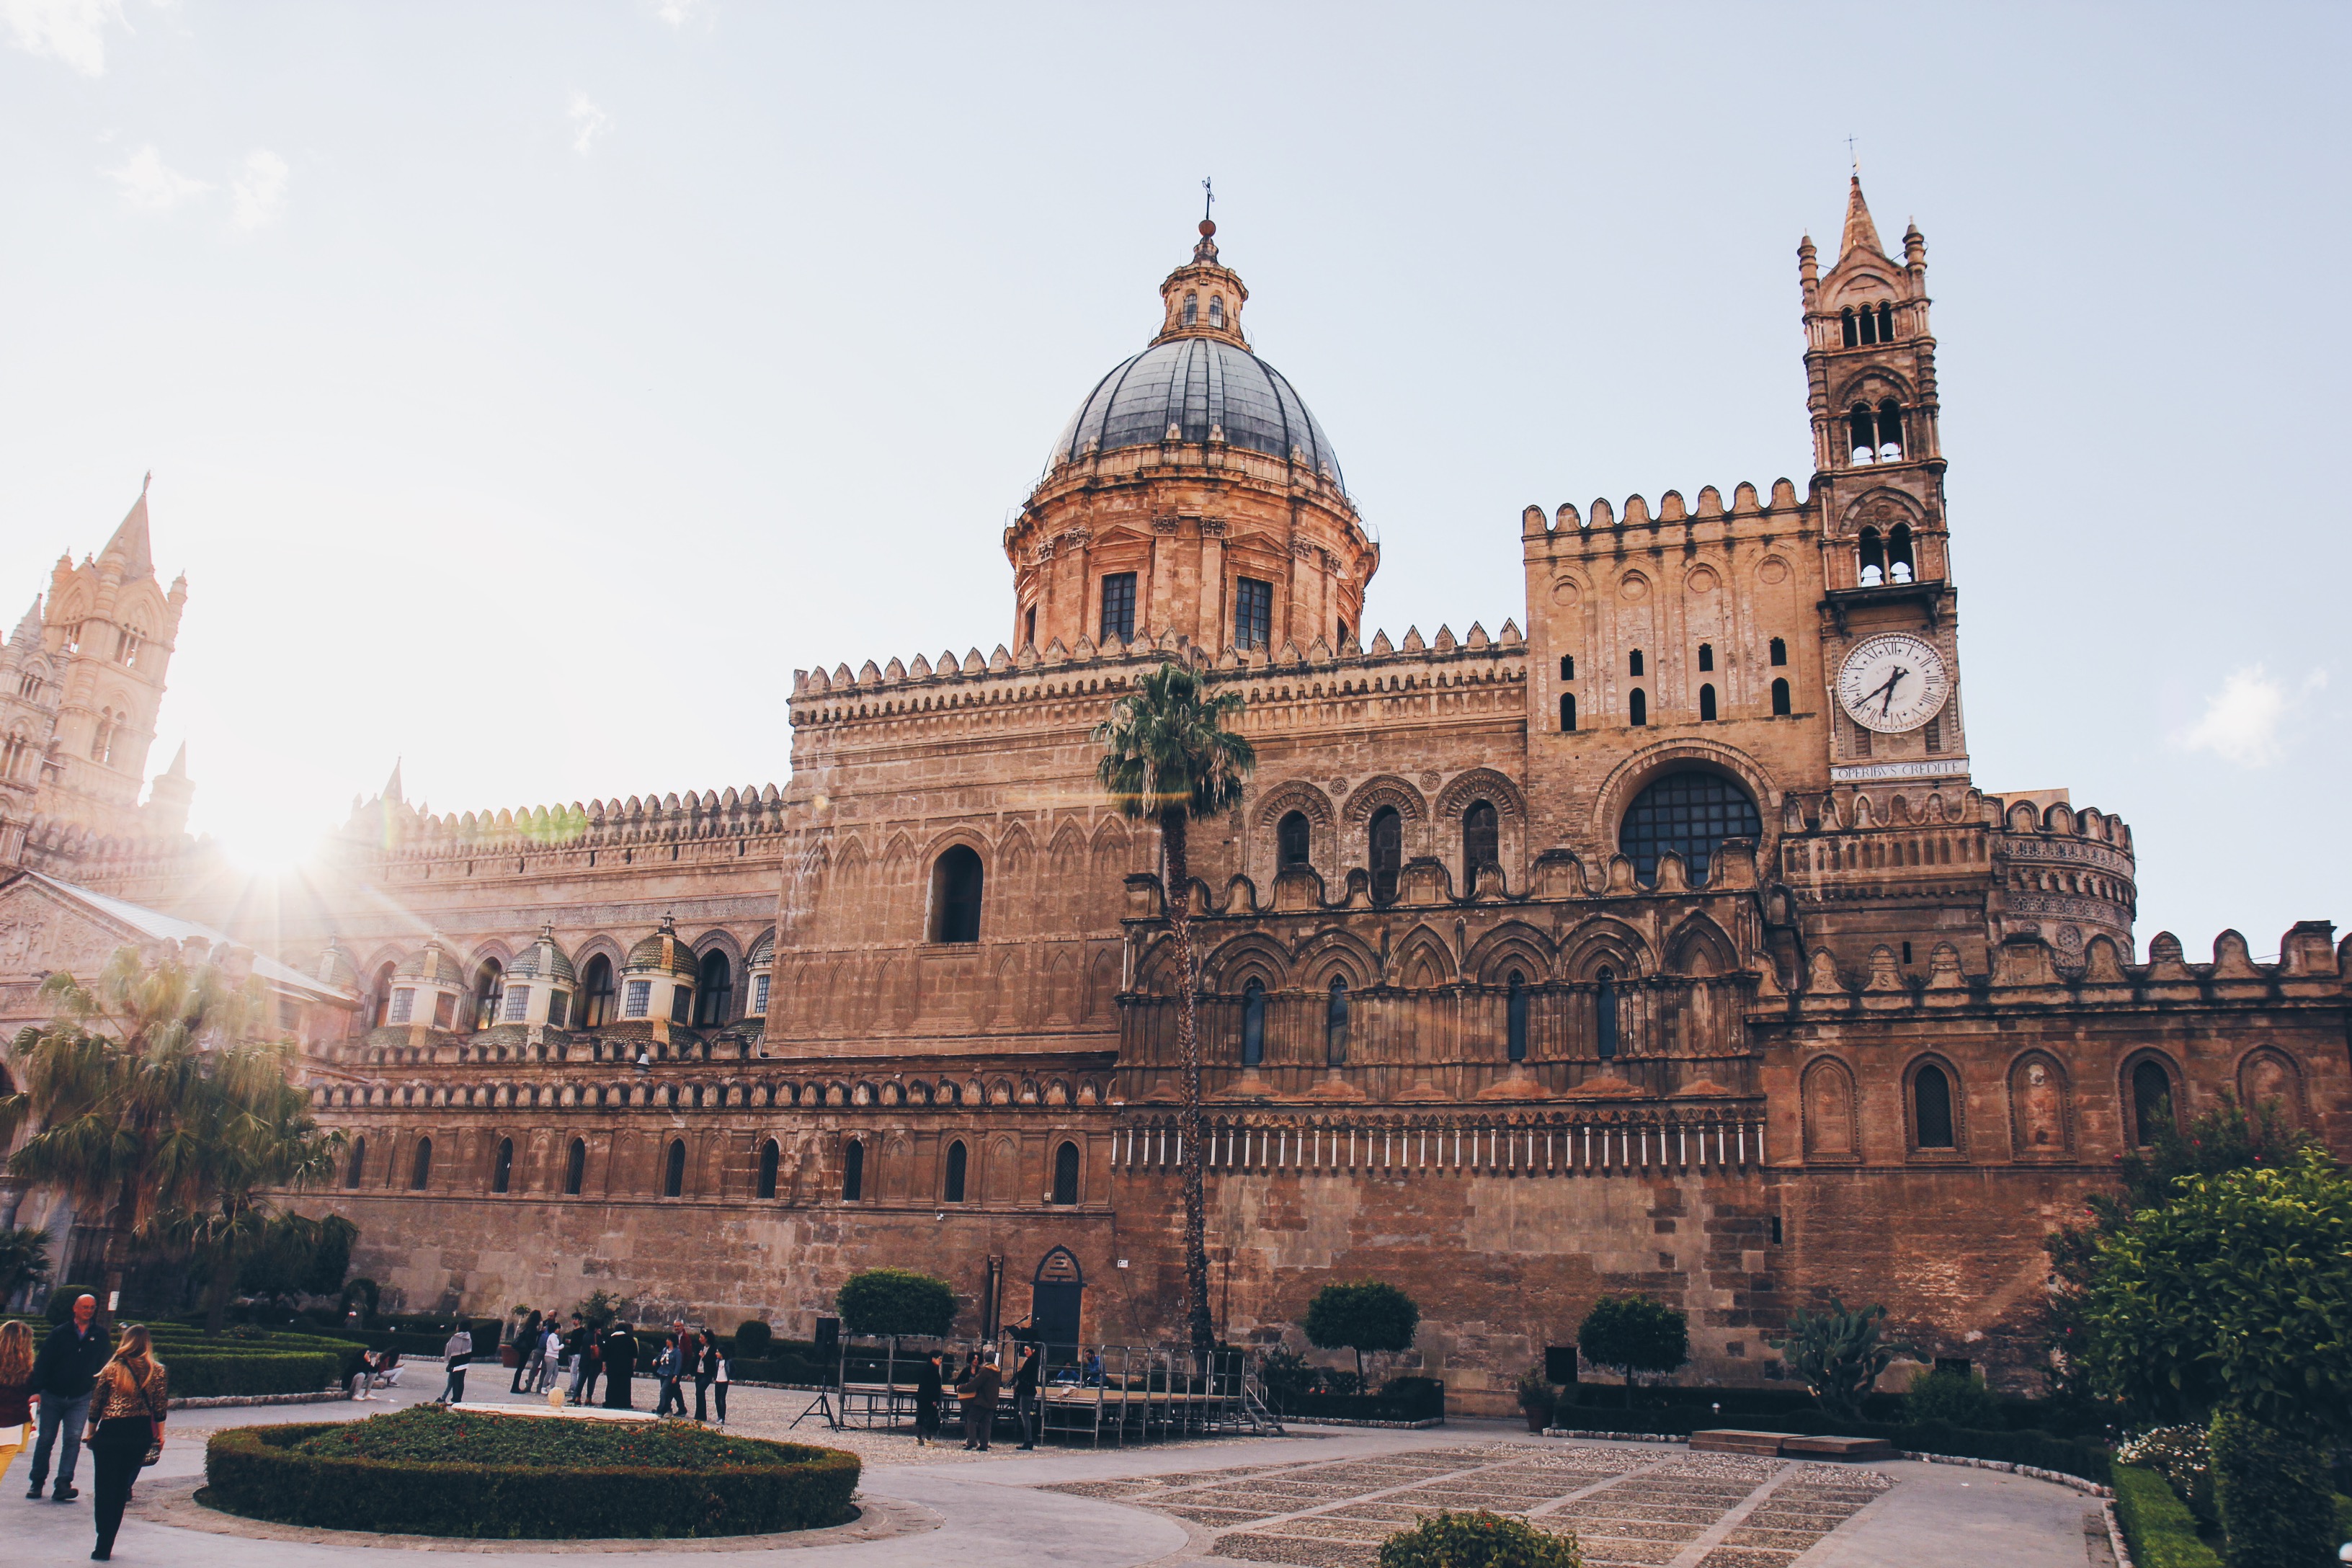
[[204, 1244, 238, 1335], [1162, 806, 1213, 1361]]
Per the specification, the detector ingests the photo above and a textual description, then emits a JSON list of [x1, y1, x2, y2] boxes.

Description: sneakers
[[54, 1485, 80, 1502], [24, 1485, 41, 1500]]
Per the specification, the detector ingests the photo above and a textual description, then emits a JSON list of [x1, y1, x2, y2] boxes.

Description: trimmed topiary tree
[[834, 1268, 954, 1339], [1378, 1510, 1580, 1568], [1576, 1295, 1689, 1398], [1304, 1280, 1420, 1386], [733, 1319, 774, 1359]]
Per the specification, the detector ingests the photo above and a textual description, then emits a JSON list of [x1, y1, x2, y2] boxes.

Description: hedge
[[166, 1351, 343, 1399], [1378, 1510, 1582, 1568], [150, 1326, 368, 1391], [204, 1415, 861, 1538], [2111, 1465, 2221, 1568], [1546, 1405, 2111, 1486], [1280, 1378, 1446, 1424]]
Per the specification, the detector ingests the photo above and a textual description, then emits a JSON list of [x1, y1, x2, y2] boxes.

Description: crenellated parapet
[[330, 783, 789, 869]]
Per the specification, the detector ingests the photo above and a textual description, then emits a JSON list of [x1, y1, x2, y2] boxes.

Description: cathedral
[[1, 179, 2345, 1410]]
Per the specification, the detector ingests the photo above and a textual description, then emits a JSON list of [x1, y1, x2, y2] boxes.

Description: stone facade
[[3, 179, 2346, 1413]]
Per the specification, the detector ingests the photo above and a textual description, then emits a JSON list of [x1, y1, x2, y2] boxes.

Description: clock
[[1837, 633, 1950, 734]]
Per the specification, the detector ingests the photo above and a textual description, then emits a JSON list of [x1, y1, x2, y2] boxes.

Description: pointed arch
[[1464, 920, 1556, 985], [1296, 927, 1380, 991], [1662, 913, 1738, 978], [1801, 1056, 1859, 1160], [1560, 917, 1649, 981], [1203, 931, 1291, 992], [1084, 948, 1120, 1024], [1391, 922, 1459, 987]]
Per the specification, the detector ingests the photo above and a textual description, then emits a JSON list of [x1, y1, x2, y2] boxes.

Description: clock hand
[[1879, 666, 1907, 717]]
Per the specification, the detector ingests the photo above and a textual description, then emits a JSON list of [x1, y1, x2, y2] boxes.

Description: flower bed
[[203, 1407, 860, 1539]]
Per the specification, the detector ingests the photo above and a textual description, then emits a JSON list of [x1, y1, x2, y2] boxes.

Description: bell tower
[[1801, 177, 1970, 794]]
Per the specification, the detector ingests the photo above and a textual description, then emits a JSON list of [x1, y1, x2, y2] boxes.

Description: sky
[[1, 1, 2346, 956]]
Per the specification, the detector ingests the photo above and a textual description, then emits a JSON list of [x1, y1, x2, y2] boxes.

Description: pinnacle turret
[[1838, 175, 1886, 264]]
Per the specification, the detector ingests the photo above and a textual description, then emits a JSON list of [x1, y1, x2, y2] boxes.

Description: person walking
[[1011, 1342, 1041, 1449], [0, 1320, 37, 1492], [509, 1307, 543, 1394], [535, 1318, 563, 1394], [962, 1353, 1002, 1451], [651, 1335, 682, 1417], [83, 1323, 167, 1562], [708, 1337, 729, 1427], [26, 1293, 107, 1502], [438, 1324, 473, 1405], [564, 1315, 597, 1404], [690, 1329, 716, 1422], [602, 1322, 638, 1409], [912, 1350, 943, 1446]]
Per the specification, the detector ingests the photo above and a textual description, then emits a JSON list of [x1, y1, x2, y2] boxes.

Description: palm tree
[[0, 1224, 53, 1309], [0, 944, 288, 1315], [1095, 659, 1255, 1358], [153, 1051, 343, 1332]]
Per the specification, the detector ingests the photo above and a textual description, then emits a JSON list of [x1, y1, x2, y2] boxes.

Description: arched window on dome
[[1276, 811, 1311, 872], [1182, 292, 1198, 326], [1208, 296, 1224, 329], [694, 950, 732, 1027]]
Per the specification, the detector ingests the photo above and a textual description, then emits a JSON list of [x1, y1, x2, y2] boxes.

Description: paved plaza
[[1, 1381, 2108, 1567]]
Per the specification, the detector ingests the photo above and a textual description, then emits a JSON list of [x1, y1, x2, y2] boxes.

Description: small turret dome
[[624, 915, 698, 981], [394, 939, 468, 987], [507, 925, 578, 987]]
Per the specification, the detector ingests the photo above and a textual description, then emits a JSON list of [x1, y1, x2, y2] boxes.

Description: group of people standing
[[1, 1296, 172, 1561], [909, 1342, 1042, 1451], [432, 1309, 729, 1423]]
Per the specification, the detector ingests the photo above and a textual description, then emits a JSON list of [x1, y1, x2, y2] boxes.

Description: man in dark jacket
[[912, 1350, 945, 1446], [1011, 1342, 1041, 1449], [603, 1322, 638, 1409], [961, 1353, 1002, 1451], [27, 1293, 109, 1502], [509, 1308, 543, 1393], [563, 1315, 597, 1404]]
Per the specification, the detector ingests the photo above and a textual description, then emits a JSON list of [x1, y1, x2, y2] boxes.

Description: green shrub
[[2112, 1465, 2223, 1568], [1769, 1297, 1905, 1422], [733, 1319, 773, 1358], [166, 1350, 342, 1398], [204, 1408, 860, 1538], [834, 1269, 953, 1338], [1902, 1368, 2002, 1429], [2209, 1410, 2335, 1568], [150, 1324, 370, 1389], [1378, 1510, 1580, 1568]]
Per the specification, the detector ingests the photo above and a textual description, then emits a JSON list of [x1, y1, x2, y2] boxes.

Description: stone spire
[[1838, 175, 1886, 265], [383, 757, 405, 803], [9, 597, 39, 649], [101, 473, 156, 581]]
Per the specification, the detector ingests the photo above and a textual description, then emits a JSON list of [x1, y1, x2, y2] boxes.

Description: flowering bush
[[2114, 1424, 2211, 1523]]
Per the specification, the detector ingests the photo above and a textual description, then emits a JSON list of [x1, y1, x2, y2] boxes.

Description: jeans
[[89, 1416, 148, 1557], [1016, 1390, 1038, 1447], [440, 1366, 467, 1404], [654, 1376, 681, 1417], [29, 1391, 92, 1492], [711, 1382, 727, 1423], [692, 1375, 712, 1422]]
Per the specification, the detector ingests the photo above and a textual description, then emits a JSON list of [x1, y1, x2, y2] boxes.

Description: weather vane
[[1845, 135, 1858, 174]]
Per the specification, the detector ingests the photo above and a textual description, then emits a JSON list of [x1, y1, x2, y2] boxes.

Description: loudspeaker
[[814, 1316, 839, 1353], [1545, 1345, 1580, 1385]]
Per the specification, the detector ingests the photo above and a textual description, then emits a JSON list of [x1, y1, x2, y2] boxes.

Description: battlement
[[1768, 921, 2343, 1015], [1520, 481, 1811, 545], [789, 620, 1527, 729], [337, 784, 788, 864]]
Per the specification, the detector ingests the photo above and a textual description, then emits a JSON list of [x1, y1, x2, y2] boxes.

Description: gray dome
[[1051, 337, 1342, 486]]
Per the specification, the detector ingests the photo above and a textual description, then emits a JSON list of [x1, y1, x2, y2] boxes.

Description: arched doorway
[[1030, 1246, 1084, 1366]]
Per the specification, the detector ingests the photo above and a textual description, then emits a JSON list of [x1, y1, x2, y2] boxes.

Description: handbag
[[140, 1420, 161, 1469]]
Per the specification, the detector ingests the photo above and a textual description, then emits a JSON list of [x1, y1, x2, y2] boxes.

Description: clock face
[[1837, 633, 1950, 733]]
